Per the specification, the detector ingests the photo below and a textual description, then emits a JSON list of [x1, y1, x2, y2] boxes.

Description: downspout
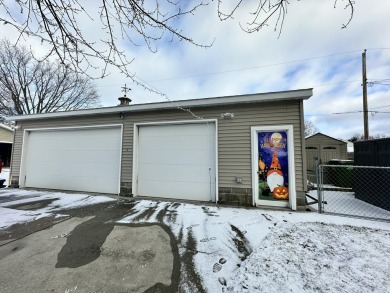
[[9, 122, 17, 188], [300, 100, 308, 193]]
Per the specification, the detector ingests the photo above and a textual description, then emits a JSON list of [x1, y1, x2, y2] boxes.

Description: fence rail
[[307, 163, 390, 222]]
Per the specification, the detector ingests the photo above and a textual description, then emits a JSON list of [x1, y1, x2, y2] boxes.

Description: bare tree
[[0, 1, 355, 91], [0, 39, 100, 116], [304, 120, 319, 137], [349, 133, 388, 142]]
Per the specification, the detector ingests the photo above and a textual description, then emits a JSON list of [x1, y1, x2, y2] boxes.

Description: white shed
[[305, 132, 348, 171]]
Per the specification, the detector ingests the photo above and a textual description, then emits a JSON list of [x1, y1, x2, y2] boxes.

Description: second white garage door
[[23, 126, 122, 194], [136, 122, 216, 201]]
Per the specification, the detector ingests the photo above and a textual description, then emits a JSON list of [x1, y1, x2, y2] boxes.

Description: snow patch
[[0, 189, 115, 228]]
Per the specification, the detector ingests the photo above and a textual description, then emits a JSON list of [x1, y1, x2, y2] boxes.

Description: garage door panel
[[138, 163, 212, 182], [29, 131, 121, 150], [322, 149, 340, 163], [26, 174, 117, 194], [24, 127, 121, 194], [138, 149, 211, 165], [32, 139, 120, 152], [27, 161, 119, 178], [138, 179, 215, 201], [140, 135, 210, 151], [27, 149, 119, 164], [137, 123, 216, 201], [140, 123, 210, 137]]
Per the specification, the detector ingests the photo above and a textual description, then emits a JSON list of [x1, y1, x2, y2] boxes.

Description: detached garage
[[305, 132, 348, 171], [8, 89, 312, 210]]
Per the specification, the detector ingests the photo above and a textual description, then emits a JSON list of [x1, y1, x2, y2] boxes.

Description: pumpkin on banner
[[273, 186, 289, 200]]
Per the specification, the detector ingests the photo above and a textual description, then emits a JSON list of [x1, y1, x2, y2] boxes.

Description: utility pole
[[362, 49, 369, 140]]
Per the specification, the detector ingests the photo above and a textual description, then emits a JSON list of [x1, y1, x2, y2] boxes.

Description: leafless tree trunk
[[0, 39, 100, 116], [304, 120, 319, 137]]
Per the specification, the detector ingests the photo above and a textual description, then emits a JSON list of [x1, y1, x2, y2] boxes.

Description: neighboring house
[[305, 132, 348, 171], [0, 123, 14, 167], [7, 89, 312, 210]]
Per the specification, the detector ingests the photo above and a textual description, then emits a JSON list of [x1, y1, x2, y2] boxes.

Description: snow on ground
[[0, 168, 9, 186], [308, 190, 390, 221], [229, 222, 390, 293], [0, 207, 52, 229], [118, 200, 390, 293], [1, 189, 389, 292], [0, 189, 115, 229]]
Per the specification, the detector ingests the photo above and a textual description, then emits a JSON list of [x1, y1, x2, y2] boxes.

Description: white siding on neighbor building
[[305, 133, 348, 171], [0, 127, 13, 143]]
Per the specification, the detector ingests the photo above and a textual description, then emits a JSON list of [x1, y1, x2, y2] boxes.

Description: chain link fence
[[307, 162, 390, 222]]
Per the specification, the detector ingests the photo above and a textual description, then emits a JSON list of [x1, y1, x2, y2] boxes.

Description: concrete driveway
[[0, 198, 181, 293]]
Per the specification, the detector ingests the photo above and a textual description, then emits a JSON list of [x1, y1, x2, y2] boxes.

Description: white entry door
[[136, 122, 216, 201], [23, 126, 122, 194]]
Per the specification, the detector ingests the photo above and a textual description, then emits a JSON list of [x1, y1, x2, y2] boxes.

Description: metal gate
[[306, 160, 390, 222]]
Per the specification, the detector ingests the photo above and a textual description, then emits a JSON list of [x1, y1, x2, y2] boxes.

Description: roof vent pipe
[[118, 84, 131, 106]]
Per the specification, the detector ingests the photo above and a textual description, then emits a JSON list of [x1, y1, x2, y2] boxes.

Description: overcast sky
[[1, 1, 389, 140]]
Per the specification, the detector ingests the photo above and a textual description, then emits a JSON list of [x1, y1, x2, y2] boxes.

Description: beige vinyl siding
[[10, 129, 22, 181], [11, 100, 306, 198], [0, 128, 13, 142]]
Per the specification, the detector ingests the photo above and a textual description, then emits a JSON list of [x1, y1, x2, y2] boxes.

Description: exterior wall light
[[221, 113, 235, 119]]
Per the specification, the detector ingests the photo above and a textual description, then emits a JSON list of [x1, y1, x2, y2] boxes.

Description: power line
[[97, 79, 363, 89], [146, 48, 390, 83], [93, 47, 390, 99], [306, 110, 390, 117], [147, 50, 364, 82], [95, 48, 376, 87], [312, 80, 361, 88]]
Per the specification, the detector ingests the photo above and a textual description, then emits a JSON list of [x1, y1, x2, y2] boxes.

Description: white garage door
[[23, 126, 121, 194], [322, 146, 341, 163], [137, 123, 216, 201]]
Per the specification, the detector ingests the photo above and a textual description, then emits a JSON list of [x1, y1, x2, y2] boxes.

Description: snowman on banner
[[266, 132, 289, 200]]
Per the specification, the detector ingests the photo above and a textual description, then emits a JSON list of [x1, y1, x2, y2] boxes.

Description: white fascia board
[[0, 123, 14, 132], [7, 88, 313, 122]]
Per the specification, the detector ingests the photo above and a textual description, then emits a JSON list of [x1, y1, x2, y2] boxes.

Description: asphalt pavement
[[0, 198, 182, 293]]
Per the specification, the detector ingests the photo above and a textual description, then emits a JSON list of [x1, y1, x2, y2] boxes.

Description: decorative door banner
[[257, 131, 289, 201]]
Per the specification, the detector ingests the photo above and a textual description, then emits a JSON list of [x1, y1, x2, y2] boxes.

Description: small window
[[306, 146, 317, 150], [323, 146, 337, 150]]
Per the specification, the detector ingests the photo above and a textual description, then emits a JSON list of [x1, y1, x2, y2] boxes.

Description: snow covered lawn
[[118, 200, 390, 293], [1, 190, 389, 292]]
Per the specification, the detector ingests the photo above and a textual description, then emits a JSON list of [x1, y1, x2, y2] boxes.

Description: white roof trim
[[305, 132, 346, 144], [7, 88, 312, 121], [0, 123, 13, 132]]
